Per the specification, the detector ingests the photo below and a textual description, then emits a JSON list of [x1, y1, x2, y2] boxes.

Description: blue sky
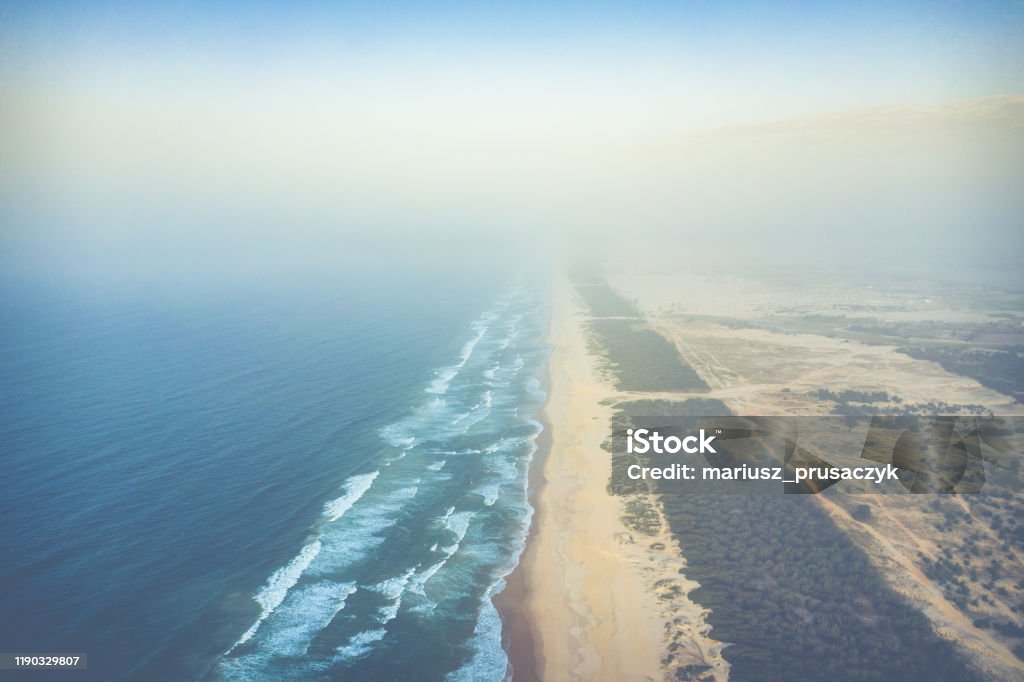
[[3, 1, 1023, 104], [1, 2, 1022, 280]]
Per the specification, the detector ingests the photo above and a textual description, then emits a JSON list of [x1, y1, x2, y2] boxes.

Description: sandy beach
[[501, 265, 1024, 680], [505, 274, 727, 681], [607, 267, 1024, 681]]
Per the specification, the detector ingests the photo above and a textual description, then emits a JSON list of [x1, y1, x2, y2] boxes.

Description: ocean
[[0, 266, 549, 681]]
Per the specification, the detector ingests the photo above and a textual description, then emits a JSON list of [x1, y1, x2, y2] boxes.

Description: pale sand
[[522, 275, 727, 681], [611, 269, 1024, 681]]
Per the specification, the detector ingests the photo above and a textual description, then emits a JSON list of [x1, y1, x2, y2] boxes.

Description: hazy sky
[[2, 1, 1023, 283]]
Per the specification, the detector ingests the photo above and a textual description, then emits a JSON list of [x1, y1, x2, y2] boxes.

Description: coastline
[[493, 408, 549, 682], [501, 274, 674, 680], [494, 285, 554, 682]]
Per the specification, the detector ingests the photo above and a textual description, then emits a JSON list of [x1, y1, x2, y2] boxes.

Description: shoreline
[[505, 274, 677, 680], [493, 294, 554, 682], [493, 409, 549, 682], [497, 273, 731, 681]]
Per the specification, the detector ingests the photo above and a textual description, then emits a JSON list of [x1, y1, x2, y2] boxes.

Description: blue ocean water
[[0, 267, 548, 681]]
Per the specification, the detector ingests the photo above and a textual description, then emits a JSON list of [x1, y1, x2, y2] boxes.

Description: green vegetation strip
[[607, 399, 984, 682], [587, 319, 709, 392]]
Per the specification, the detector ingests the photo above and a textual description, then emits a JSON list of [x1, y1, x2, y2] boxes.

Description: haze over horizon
[[2, 1, 1023, 285]]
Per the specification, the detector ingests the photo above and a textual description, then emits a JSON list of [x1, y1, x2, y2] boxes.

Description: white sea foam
[[441, 511, 474, 554], [445, 582, 509, 682], [255, 580, 358, 658], [408, 558, 446, 597], [370, 567, 416, 624], [524, 376, 545, 401], [484, 427, 541, 458], [409, 511, 475, 602], [228, 540, 323, 651], [447, 451, 539, 681], [309, 483, 421, 582], [379, 423, 416, 449], [226, 288, 548, 676], [322, 472, 378, 523], [487, 457, 520, 482], [451, 391, 493, 431], [444, 511, 474, 548], [459, 390, 491, 415], [426, 320, 489, 395], [397, 485, 419, 498], [473, 483, 501, 506], [426, 367, 459, 395], [371, 567, 416, 600], [334, 628, 387, 661], [441, 505, 456, 520], [225, 463, 428, 661], [499, 328, 519, 350], [446, 393, 545, 680]]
